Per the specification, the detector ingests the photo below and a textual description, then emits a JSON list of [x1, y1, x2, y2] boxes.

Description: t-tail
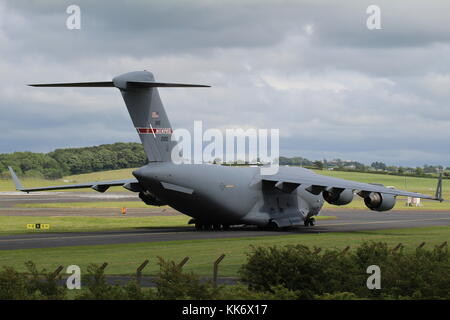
[[29, 71, 209, 162]]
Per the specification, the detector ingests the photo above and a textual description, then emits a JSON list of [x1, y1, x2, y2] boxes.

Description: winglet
[[8, 166, 24, 191], [435, 173, 444, 202]]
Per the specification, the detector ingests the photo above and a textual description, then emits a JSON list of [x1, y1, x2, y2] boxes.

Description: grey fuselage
[[133, 163, 324, 227]]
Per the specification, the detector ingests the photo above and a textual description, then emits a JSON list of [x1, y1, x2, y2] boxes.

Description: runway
[[0, 192, 449, 250]]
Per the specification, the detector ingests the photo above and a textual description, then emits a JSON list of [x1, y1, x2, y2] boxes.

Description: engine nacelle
[[363, 192, 396, 212], [138, 191, 166, 206], [323, 188, 354, 205]]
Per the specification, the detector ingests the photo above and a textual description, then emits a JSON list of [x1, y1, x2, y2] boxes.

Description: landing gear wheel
[[268, 222, 278, 231], [304, 218, 316, 227]]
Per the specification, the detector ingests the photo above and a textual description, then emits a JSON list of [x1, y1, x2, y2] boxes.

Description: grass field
[[0, 216, 190, 235], [15, 201, 151, 209], [0, 215, 336, 236], [0, 226, 447, 277]]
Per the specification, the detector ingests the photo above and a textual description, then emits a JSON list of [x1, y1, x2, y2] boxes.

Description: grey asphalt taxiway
[[0, 192, 449, 250]]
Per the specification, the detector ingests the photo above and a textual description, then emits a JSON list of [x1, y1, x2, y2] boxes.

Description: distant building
[[406, 197, 421, 207]]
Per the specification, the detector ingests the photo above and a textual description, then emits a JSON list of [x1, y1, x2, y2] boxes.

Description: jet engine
[[363, 192, 396, 211], [322, 188, 354, 205], [138, 190, 166, 206]]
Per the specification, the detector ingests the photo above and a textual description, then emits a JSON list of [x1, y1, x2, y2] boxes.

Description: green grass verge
[[0, 216, 191, 235], [0, 226, 447, 277], [0, 215, 336, 236], [15, 201, 151, 209]]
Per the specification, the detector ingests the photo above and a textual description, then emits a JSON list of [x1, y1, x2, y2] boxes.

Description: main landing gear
[[304, 217, 316, 227], [194, 223, 230, 231]]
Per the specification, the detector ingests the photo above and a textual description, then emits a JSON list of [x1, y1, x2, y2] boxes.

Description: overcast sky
[[1, 0, 449, 166]]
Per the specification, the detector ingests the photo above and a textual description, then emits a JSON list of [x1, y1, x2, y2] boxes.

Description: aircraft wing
[[261, 168, 443, 201], [8, 166, 138, 193]]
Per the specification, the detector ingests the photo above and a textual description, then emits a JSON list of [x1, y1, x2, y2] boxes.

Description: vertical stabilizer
[[29, 70, 209, 163], [113, 71, 174, 162]]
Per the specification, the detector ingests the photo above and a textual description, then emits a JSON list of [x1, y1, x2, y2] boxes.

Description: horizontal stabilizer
[[127, 81, 210, 88], [29, 82, 115, 87], [29, 81, 210, 88]]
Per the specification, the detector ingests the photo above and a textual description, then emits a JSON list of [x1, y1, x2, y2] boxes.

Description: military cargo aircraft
[[8, 71, 444, 230]]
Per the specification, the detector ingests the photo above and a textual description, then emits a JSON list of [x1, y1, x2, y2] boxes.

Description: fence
[[40, 254, 228, 287]]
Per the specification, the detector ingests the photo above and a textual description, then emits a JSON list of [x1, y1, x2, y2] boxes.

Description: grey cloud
[[6, 0, 449, 61], [1, 0, 450, 166]]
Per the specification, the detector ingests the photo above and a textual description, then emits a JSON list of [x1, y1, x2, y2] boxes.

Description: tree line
[[0, 143, 147, 179], [279, 157, 449, 178]]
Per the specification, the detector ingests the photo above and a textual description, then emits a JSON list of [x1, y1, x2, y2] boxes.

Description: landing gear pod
[[138, 190, 166, 206]]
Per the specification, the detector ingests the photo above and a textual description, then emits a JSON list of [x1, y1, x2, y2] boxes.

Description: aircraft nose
[[132, 164, 168, 183], [132, 167, 148, 181]]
